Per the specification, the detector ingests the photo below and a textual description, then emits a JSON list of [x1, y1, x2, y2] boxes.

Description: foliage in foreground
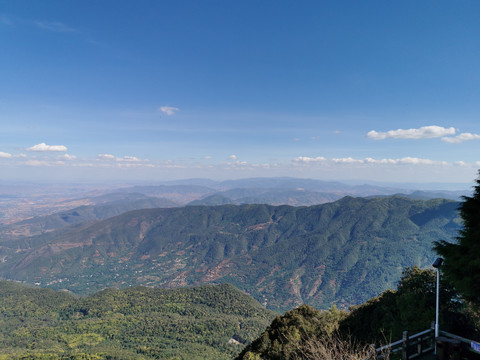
[[0, 281, 275, 360], [435, 170, 480, 308], [237, 266, 479, 359], [236, 304, 348, 360], [236, 304, 389, 360], [338, 266, 476, 343]]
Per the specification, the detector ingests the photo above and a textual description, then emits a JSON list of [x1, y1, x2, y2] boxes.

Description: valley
[[0, 178, 464, 312]]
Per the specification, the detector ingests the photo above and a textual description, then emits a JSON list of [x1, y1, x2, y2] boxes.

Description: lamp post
[[432, 257, 443, 352]]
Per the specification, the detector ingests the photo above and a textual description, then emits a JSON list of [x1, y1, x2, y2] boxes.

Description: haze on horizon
[[1, 1, 480, 184]]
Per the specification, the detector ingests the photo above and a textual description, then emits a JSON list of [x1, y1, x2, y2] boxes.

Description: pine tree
[[434, 171, 480, 306]]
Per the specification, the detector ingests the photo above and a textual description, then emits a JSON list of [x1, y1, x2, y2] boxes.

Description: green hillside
[[0, 281, 275, 359], [0, 196, 461, 311]]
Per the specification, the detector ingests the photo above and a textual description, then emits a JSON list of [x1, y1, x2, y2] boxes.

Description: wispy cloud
[[60, 154, 77, 160], [27, 143, 67, 152], [24, 160, 52, 167], [23, 159, 68, 167], [441, 133, 480, 144], [228, 154, 238, 160], [159, 106, 179, 116], [117, 156, 143, 162], [35, 21, 77, 33], [293, 156, 449, 166], [97, 153, 116, 160], [293, 156, 327, 163], [97, 153, 148, 165], [367, 125, 456, 140], [0, 152, 12, 158]]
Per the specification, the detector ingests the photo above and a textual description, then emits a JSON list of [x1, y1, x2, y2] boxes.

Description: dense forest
[[0, 282, 275, 359], [3, 268, 479, 360]]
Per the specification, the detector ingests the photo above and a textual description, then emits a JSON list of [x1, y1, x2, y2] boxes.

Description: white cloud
[[332, 157, 363, 164], [60, 154, 77, 160], [97, 153, 148, 166], [293, 156, 326, 163], [118, 156, 142, 162], [395, 157, 447, 165], [159, 106, 179, 115], [228, 154, 238, 160], [441, 133, 480, 144], [204, 156, 212, 159], [367, 125, 456, 140], [114, 157, 153, 169], [97, 153, 115, 160], [27, 143, 67, 152], [294, 156, 448, 166], [0, 152, 12, 158]]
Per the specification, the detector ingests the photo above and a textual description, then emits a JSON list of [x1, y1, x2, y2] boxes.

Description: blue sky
[[1, 1, 480, 184]]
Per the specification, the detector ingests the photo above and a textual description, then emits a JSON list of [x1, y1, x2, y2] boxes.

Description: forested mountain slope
[[0, 281, 275, 359], [0, 196, 461, 311]]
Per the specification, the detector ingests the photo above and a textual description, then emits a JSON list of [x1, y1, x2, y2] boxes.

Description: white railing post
[[402, 330, 409, 360]]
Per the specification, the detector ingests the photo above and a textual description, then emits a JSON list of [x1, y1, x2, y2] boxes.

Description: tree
[[235, 305, 347, 360], [434, 171, 480, 307], [236, 266, 479, 360], [339, 266, 460, 344]]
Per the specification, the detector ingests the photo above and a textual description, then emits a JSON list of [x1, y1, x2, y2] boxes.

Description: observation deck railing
[[372, 322, 480, 360]]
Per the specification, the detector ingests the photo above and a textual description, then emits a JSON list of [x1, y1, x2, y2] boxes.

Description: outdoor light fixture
[[432, 258, 443, 269], [432, 257, 443, 352]]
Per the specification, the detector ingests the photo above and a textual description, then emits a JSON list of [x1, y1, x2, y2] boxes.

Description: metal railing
[[372, 323, 480, 360], [438, 330, 480, 359], [374, 323, 435, 360]]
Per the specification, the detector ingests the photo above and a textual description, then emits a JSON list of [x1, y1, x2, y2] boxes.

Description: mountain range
[[0, 177, 467, 228], [0, 196, 461, 311]]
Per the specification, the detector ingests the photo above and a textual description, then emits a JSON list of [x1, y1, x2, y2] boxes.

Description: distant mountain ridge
[[1, 177, 467, 231], [0, 192, 178, 240], [0, 196, 461, 311], [120, 177, 470, 203], [188, 188, 342, 206]]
